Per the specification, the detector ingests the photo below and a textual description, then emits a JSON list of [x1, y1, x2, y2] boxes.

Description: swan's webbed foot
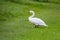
[[35, 25, 39, 28]]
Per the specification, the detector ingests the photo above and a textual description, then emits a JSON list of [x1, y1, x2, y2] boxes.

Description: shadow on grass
[[32, 25, 48, 29]]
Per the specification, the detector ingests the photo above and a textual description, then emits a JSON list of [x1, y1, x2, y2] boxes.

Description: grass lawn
[[0, 1, 60, 40]]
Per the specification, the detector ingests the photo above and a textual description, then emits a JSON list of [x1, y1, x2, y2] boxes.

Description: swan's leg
[[35, 25, 39, 28]]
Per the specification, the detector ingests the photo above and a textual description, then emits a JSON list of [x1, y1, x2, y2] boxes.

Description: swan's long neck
[[29, 12, 35, 18]]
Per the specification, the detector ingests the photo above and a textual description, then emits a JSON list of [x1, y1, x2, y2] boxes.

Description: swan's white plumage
[[28, 10, 48, 27]]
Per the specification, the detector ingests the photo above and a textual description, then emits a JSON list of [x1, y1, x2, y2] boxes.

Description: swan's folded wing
[[29, 18, 46, 25]]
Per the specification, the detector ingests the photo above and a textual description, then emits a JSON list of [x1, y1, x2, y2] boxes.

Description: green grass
[[0, 1, 60, 40]]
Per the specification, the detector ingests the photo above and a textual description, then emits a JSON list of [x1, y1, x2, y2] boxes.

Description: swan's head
[[29, 10, 35, 14]]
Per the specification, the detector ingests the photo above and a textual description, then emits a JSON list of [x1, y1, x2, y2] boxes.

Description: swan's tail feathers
[[44, 24, 48, 26]]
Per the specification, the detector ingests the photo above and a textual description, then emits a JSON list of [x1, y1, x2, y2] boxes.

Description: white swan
[[28, 10, 48, 28]]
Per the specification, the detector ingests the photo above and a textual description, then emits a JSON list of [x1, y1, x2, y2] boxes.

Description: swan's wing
[[29, 18, 46, 25]]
